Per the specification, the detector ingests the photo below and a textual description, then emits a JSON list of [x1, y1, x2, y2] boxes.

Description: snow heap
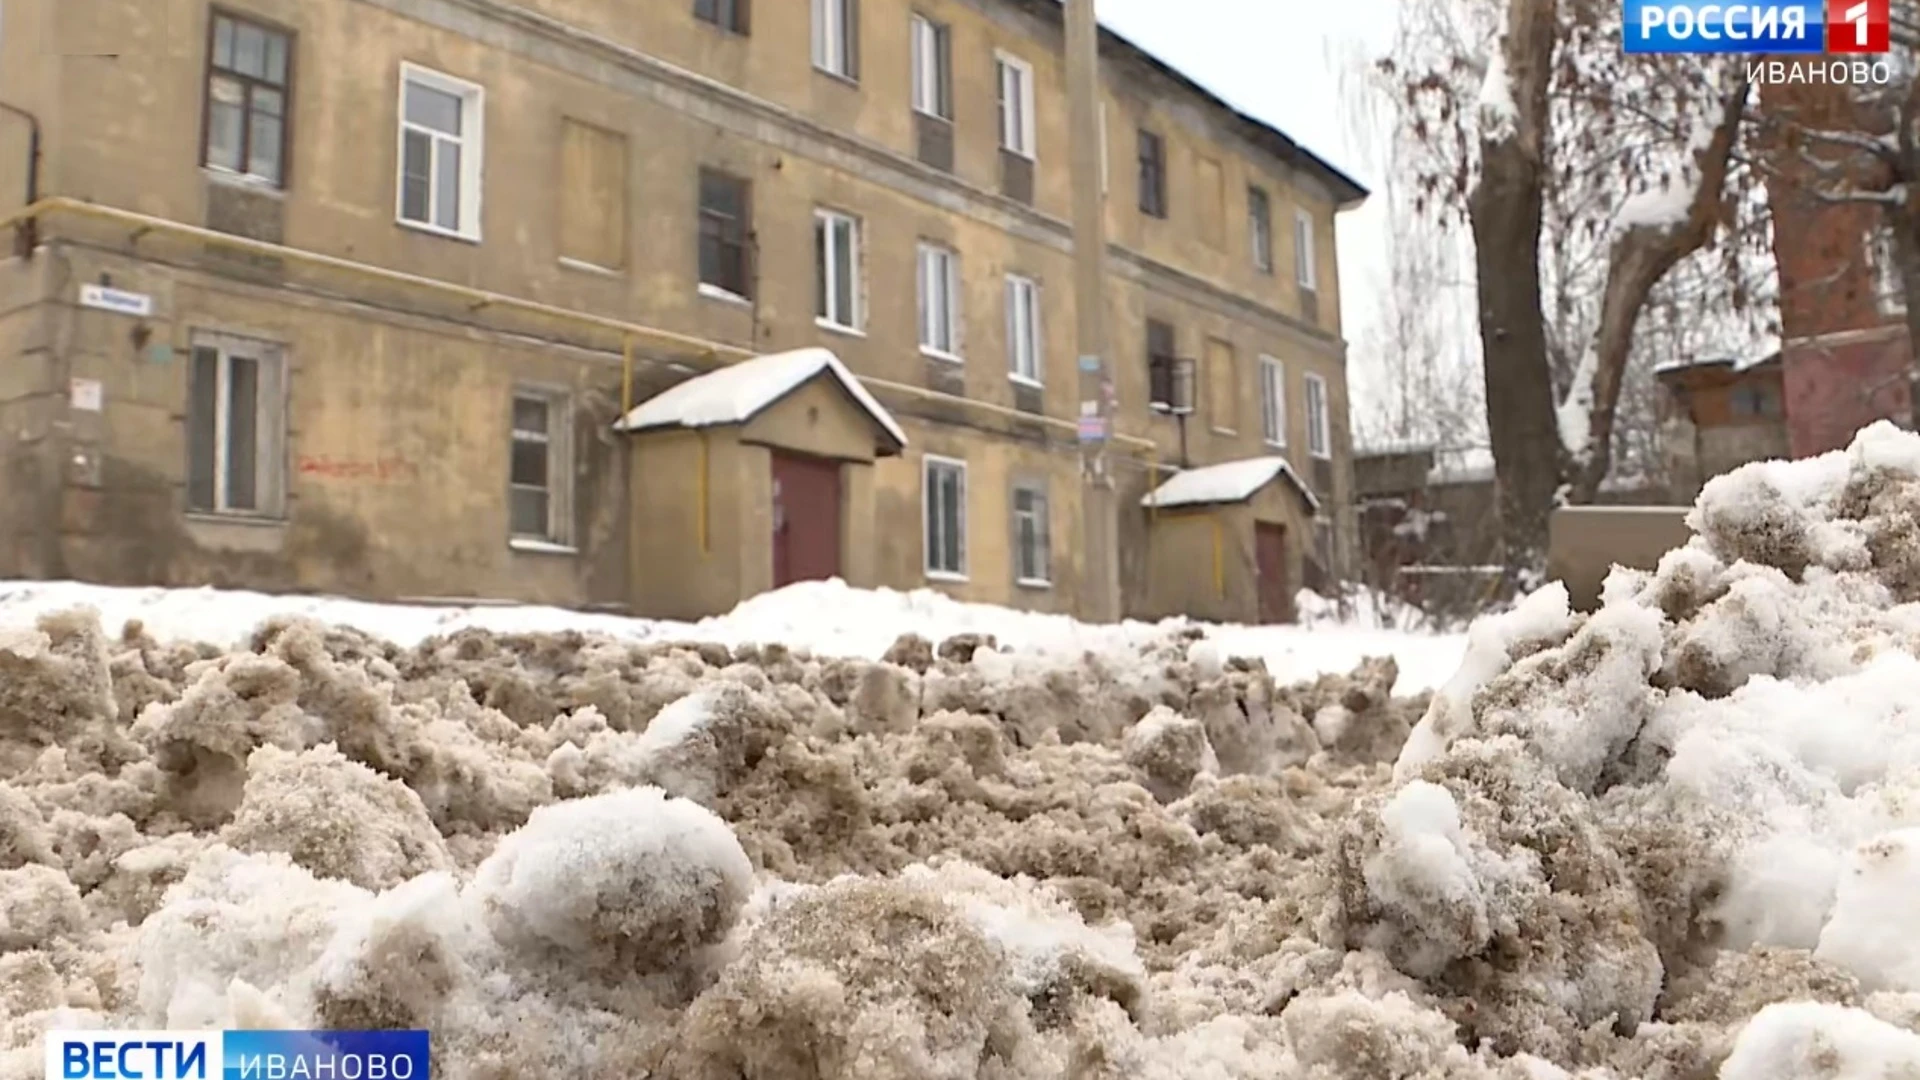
[[11, 421, 1920, 1077]]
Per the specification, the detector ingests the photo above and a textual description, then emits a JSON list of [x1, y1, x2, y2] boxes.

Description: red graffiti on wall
[[297, 455, 420, 482]]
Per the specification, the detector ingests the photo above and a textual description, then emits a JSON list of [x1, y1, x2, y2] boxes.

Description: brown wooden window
[[1147, 318, 1176, 410], [1012, 483, 1050, 586], [1249, 186, 1274, 273], [699, 168, 753, 300], [694, 0, 750, 34], [1138, 129, 1166, 219], [203, 11, 292, 187]]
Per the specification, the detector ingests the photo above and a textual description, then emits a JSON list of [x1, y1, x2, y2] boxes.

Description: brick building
[[1759, 77, 1912, 458]]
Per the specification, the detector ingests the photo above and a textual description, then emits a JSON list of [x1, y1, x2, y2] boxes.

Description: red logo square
[[1828, 0, 1892, 53]]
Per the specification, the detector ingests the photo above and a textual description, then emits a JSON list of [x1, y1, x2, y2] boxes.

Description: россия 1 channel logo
[[1623, 0, 1891, 53]]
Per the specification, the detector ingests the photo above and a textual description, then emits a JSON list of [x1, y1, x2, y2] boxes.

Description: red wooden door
[[1255, 522, 1290, 624], [771, 452, 843, 588]]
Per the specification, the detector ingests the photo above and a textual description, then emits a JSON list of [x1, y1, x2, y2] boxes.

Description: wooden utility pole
[[1066, 0, 1121, 623]]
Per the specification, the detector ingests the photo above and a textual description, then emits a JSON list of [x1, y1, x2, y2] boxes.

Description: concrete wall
[[2, 0, 1362, 617], [15, 243, 634, 603], [1546, 505, 1693, 612]]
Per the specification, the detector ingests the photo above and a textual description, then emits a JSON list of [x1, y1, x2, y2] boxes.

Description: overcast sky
[[1094, 0, 1402, 375]]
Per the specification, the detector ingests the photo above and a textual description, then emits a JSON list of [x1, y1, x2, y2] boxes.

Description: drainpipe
[[0, 101, 40, 255]]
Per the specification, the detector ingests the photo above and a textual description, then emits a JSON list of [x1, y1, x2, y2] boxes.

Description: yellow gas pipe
[[620, 334, 634, 417], [697, 430, 711, 555]]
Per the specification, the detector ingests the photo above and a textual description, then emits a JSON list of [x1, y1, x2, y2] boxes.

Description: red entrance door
[[771, 452, 843, 588], [1255, 522, 1290, 624]]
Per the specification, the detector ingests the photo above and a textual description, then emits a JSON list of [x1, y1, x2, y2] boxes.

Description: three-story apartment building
[[0, 0, 1366, 622]]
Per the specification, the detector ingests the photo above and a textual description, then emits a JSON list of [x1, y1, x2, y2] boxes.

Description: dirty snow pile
[[9, 424, 1920, 1078]]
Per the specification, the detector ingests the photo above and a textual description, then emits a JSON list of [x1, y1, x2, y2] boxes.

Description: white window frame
[[1012, 483, 1051, 588], [917, 241, 961, 360], [812, 0, 856, 80], [1304, 371, 1332, 460], [1294, 208, 1317, 291], [910, 13, 949, 120], [996, 51, 1036, 160], [1873, 225, 1907, 318], [1259, 355, 1286, 448], [396, 63, 484, 241], [815, 208, 863, 334], [187, 331, 288, 519], [1006, 274, 1042, 386], [923, 454, 969, 581], [508, 387, 575, 550], [1099, 100, 1109, 196]]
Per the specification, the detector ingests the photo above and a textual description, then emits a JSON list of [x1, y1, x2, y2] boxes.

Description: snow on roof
[[1653, 352, 1781, 377], [613, 347, 908, 449], [1140, 456, 1319, 512], [1427, 446, 1495, 486]]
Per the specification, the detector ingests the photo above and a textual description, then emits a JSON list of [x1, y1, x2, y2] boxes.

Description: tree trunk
[[1470, 0, 1560, 571], [1471, 149, 1559, 569]]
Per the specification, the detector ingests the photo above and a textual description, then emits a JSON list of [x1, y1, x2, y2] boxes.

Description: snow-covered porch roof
[[612, 347, 908, 453], [1140, 456, 1320, 513]]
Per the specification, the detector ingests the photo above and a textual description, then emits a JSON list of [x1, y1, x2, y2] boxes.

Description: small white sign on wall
[[69, 377, 102, 412], [78, 283, 153, 318]]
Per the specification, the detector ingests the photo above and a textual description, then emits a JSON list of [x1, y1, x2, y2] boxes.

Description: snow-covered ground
[[0, 577, 1469, 694], [11, 422, 1920, 1078]]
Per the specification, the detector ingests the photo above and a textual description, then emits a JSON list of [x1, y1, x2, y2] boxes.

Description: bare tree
[[1383, 0, 1766, 566], [1348, 154, 1486, 455]]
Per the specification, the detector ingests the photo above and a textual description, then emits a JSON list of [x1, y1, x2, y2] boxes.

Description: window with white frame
[[1006, 274, 1042, 385], [910, 14, 950, 120], [509, 390, 573, 545], [812, 0, 857, 80], [1098, 100, 1109, 195], [996, 52, 1036, 159], [1294, 208, 1317, 290], [1304, 372, 1331, 459], [1259, 355, 1285, 447], [1872, 225, 1907, 317], [186, 332, 287, 518], [918, 242, 960, 357], [398, 64, 484, 238], [815, 208, 862, 331], [1012, 483, 1050, 586], [924, 456, 968, 578]]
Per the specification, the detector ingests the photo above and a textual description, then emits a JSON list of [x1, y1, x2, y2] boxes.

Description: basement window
[[509, 390, 574, 548], [1012, 482, 1050, 587], [187, 331, 287, 519], [924, 455, 968, 580]]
